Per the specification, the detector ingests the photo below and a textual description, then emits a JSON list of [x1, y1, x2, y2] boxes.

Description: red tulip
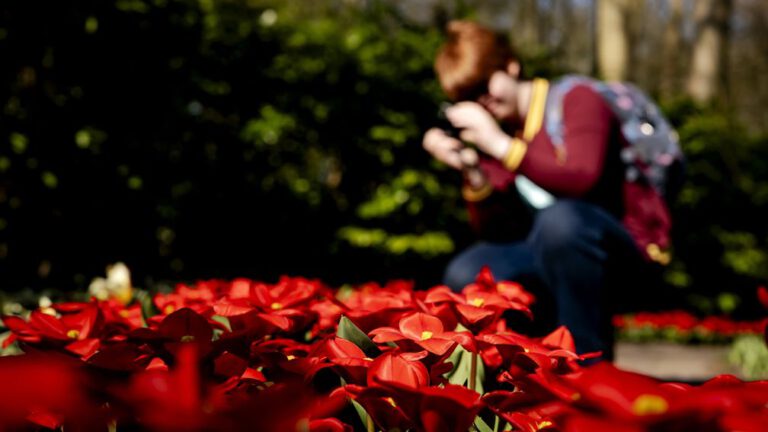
[[367, 350, 429, 388], [339, 280, 418, 332], [463, 266, 537, 305], [2, 304, 103, 358], [305, 337, 373, 385], [0, 354, 101, 430], [369, 312, 475, 356], [377, 381, 483, 432], [337, 384, 413, 431], [424, 285, 531, 333], [757, 286, 768, 310], [483, 391, 568, 432], [309, 418, 354, 432], [562, 363, 675, 421], [211, 277, 322, 335]]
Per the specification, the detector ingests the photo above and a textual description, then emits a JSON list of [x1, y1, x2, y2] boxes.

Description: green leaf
[[340, 376, 374, 431], [445, 343, 469, 386], [336, 315, 381, 358], [211, 315, 232, 332], [133, 289, 155, 327], [474, 416, 494, 432], [351, 398, 371, 431], [443, 343, 485, 394], [0, 331, 23, 356]]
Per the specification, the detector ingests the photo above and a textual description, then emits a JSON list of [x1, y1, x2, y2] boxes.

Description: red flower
[[377, 381, 483, 432], [158, 307, 214, 358], [120, 343, 205, 430], [0, 355, 99, 430], [309, 299, 347, 337], [367, 350, 430, 388], [97, 300, 144, 333], [250, 277, 322, 311], [341, 281, 417, 333], [369, 312, 475, 356], [3, 304, 103, 358], [464, 266, 537, 305], [336, 385, 413, 431], [757, 286, 768, 310], [482, 390, 566, 431], [153, 282, 216, 318], [214, 351, 249, 378], [562, 363, 675, 421], [342, 380, 481, 432], [477, 326, 594, 372], [212, 277, 322, 334], [424, 285, 531, 333], [411, 384, 483, 432], [309, 418, 353, 432], [306, 337, 373, 385]]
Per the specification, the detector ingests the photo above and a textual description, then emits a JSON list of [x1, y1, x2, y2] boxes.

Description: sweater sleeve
[[463, 158, 531, 240], [518, 85, 613, 197]]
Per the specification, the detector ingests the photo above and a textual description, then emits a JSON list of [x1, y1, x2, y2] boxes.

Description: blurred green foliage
[[729, 335, 768, 380], [662, 99, 768, 314], [0, 0, 766, 317], [0, 0, 470, 289]]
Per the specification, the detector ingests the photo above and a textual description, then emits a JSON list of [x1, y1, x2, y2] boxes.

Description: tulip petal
[[368, 352, 429, 388], [65, 338, 100, 358], [159, 308, 213, 343], [213, 302, 254, 317], [541, 326, 576, 352], [454, 304, 495, 324], [321, 337, 366, 359], [417, 337, 457, 356], [369, 327, 406, 343], [423, 286, 463, 304], [398, 312, 445, 341], [758, 286, 768, 310], [30, 311, 69, 340]]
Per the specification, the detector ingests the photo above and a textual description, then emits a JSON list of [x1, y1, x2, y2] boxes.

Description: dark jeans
[[444, 199, 648, 361]]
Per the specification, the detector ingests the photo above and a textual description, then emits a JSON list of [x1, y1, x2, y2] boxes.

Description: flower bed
[[2, 268, 768, 431], [613, 310, 767, 344], [612, 295, 768, 380]]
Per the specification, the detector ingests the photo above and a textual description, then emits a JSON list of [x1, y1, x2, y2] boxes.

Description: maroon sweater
[[464, 83, 671, 262]]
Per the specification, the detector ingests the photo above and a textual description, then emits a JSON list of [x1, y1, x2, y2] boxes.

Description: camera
[[436, 102, 463, 138]]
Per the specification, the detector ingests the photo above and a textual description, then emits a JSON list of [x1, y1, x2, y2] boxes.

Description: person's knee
[[442, 258, 478, 292], [530, 201, 589, 257]]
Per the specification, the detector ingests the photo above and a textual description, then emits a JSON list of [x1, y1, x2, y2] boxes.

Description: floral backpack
[[515, 75, 686, 263], [517, 75, 685, 208], [546, 75, 685, 200]]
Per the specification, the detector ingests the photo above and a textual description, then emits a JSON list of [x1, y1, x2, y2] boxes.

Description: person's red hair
[[434, 21, 520, 101]]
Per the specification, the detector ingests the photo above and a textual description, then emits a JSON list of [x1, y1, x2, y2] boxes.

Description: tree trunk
[[661, 0, 685, 99], [517, 0, 540, 47], [596, 0, 630, 81], [687, 0, 732, 104]]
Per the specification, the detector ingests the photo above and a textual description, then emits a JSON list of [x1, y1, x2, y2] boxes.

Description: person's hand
[[446, 102, 510, 159], [422, 127, 465, 170], [458, 147, 488, 190]]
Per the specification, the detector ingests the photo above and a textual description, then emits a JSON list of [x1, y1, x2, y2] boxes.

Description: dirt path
[[614, 342, 742, 382]]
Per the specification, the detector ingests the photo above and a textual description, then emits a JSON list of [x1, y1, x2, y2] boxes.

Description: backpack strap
[[544, 75, 598, 157]]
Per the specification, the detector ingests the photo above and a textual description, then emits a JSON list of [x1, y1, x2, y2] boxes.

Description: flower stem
[[469, 351, 478, 392]]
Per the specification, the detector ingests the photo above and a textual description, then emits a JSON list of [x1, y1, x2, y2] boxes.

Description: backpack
[[548, 75, 685, 200], [514, 75, 685, 264], [516, 75, 685, 209]]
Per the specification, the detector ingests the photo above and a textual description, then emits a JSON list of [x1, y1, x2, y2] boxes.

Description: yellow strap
[[462, 182, 494, 202], [522, 78, 549, 142], [502, 138, 528, 172], [646, 243, 671, 266]]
